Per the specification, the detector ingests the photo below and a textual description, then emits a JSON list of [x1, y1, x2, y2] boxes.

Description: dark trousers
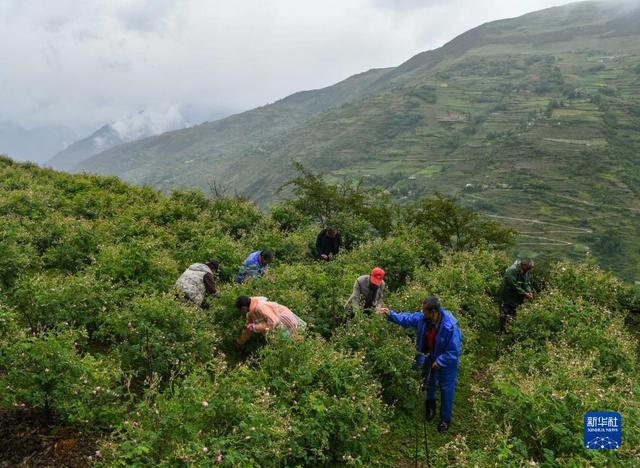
[[499, 303, 517, 334]]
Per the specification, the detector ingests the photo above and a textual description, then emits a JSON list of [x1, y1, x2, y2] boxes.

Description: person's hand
[[320, 254, 328, 260], [525, 292, 533, 300], [377, 307, 390, 316], [432, 361, 439, 369], [246, 323, 256, 332]]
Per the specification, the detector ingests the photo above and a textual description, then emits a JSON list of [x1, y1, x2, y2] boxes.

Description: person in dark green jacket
[[499, 258, 534, 334]]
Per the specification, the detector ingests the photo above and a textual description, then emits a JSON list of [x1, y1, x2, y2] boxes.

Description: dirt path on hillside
[[484, 214, 593, 233]]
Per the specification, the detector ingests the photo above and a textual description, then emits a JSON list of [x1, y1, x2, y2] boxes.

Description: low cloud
[[109, 106, 187, 142], [1, 0, 574, 132]]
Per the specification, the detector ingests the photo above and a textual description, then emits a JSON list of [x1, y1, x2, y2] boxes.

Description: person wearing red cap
[[344, 267, 386, 316]]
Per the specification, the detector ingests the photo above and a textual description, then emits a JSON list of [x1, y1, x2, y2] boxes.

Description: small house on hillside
[[437, 112, 468, 124]]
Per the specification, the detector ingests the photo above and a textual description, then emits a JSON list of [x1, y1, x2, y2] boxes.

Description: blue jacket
[[236, 251, 269, 283], [388, 307, 462, 371]]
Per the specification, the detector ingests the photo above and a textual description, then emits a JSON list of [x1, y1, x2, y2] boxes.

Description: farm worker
[[174, 259, 220, 308], [499, 258, 534, 334], [316, 226, 341, 261], [345, 267, 386, 315], [379, 295, 462, 433], [235, 296, 307, 347], [236, 250, 273, 283]]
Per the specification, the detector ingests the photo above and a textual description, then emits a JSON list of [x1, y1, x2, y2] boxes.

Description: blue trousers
[[423, 360, 458, 424]]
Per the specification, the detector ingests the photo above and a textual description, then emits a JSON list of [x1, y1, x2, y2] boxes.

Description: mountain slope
[[47, 108, 188, 171], [77, 0, 640, 280], [75, 67, 390, 186], [0, 121, 79, 164]]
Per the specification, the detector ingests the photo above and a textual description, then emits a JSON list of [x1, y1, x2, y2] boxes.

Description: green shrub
[[474, 341, 639, 463], [0, 303, 19, 345], [509, 292, 637, 375], [256, 336, 389, 465], [172, 232, 244, 283], [42, 219, 100, 272], [100, 361, 291, 466], [10, 270, 125, 336], [95, 240, 178, 289], [0, 221, 40, 290], [404, 195, 516, 251], [548, 261, 628, 309], [103, 336, 389, 466], [0, 329, 124, 429], [243, 219, 312, 264], [332, 313, 416, 410], [207, 196, 264, 240], [338, 232, 440, 291], [270, 202, 313, 232], [282, 162, 396, 239], [0, 189, 51, 220], [327, 211, 373, 250], [99, 294, 219, 383]]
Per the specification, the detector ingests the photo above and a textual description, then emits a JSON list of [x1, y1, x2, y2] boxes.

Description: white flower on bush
[[203, 447, 209, 453], [202, 400, 209, 409]]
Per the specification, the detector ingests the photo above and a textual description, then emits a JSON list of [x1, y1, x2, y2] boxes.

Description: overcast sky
[[1, 0, 573, 133]]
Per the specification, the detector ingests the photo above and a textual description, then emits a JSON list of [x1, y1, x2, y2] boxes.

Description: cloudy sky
[[1, 0, 573, 133]]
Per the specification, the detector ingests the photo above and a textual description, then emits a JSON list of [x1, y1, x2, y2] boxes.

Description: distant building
[[437, 112, 467, 123]]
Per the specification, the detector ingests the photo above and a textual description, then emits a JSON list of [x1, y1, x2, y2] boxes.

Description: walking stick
[[414, 365, 420, 468]]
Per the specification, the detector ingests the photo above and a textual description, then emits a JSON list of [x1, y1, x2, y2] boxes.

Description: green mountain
[[77, 1, 640, 280]]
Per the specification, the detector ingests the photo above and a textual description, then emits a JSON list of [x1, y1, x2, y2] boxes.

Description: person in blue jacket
[[236, 250, 273, 283], [380, 295, 462, 432]]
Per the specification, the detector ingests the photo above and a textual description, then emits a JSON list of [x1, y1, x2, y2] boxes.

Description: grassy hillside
[[47, 125, 121, 171], [75, 1, 640, 281], [0, 158, 638, 466], [73, 66, 390, 188]]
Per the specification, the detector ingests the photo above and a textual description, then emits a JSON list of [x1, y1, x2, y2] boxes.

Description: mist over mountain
[[0, 121, 80, 164], [47, 107, 189, 171]]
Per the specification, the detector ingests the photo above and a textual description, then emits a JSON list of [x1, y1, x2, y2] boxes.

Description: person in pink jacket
[[235, 296, 307, 347]]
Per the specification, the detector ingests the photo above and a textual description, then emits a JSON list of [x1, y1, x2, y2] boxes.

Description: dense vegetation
[[61, 1, 640, 282], [1, 157, 638, 466]]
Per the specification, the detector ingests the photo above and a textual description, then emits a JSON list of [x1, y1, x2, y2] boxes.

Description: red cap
[[370, 267, 385, 286]]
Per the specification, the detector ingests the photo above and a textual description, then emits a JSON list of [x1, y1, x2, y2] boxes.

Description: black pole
[[423, 364, 432, 468], [415, 367, 420, 468]]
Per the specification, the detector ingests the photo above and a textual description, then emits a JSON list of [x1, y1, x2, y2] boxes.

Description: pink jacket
[[247, 297, 300, 333]]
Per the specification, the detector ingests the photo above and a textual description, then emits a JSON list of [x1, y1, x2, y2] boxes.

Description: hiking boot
[[425, 399, 436, 421], [437, 421, 449, 433]]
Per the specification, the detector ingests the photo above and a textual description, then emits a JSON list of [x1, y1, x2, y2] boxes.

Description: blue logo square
[[584, 411, 621, 450]]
